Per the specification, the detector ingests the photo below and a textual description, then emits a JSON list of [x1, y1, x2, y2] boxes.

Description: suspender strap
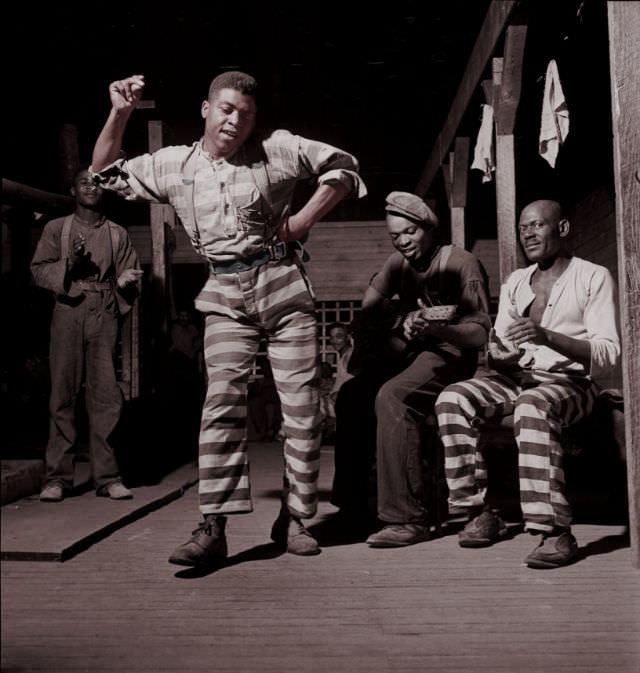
[[61, 215, 74, 259], [438, 244, 453, 298], [181, 140, 279, 255], [60, 214, 117, 282]]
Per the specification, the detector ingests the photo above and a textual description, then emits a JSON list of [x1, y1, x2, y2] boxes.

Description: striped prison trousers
[[195, 257, 322, 519], [435, 371, 598, 532]]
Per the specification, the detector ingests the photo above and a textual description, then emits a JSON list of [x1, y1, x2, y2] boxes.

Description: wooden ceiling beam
[[415, 0, 518, 197]]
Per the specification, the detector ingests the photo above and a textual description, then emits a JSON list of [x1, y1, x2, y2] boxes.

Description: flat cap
[[385, 191, 438, 227]]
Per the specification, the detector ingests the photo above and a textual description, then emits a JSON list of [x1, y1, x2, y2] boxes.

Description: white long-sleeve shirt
[[493, 256, 620, 379]]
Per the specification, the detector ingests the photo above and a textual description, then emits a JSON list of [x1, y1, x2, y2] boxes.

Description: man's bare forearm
[[279, 183, 349, 241], [92, 108, 133, 172]]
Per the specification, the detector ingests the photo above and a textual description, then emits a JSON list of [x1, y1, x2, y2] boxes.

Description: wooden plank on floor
[[0, 462, 197, 562]]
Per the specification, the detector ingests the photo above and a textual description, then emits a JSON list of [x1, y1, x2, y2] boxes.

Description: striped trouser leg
[[198, 314, 262, 515], [515, 377, 598, 532], [435, 374, 520, 509], [194, 258, 320, 517], [267, 311, 321, 519]]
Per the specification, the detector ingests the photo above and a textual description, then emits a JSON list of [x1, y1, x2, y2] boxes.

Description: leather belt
[[210, 242, 292, 275], [75, 280, 113, 292]]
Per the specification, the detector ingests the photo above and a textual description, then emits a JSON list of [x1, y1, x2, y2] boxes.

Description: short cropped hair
[[327, 322, 350, 336], [208, 71, 258, 100]]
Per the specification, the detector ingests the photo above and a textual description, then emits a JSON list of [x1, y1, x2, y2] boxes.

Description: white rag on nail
[[471, 104, 495, 183], [539, 59, 569, 168]]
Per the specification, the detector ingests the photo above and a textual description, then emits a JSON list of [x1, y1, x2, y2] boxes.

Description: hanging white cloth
[[471, 104, 495, 183], [539, 59, 570, 168]]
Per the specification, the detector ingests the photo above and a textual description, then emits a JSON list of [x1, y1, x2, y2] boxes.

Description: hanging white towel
[[471, 104, 495, 183], [539, 59, 569, 168]]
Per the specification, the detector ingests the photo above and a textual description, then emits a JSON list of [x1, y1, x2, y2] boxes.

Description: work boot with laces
[[168, 515, 228, 567], [524, 529, 578, 569], [458, 509, 508, 548], [271, 509, 320, 556]]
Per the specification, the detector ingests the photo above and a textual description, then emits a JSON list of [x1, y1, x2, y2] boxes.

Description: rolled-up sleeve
[[296, 134, 367, 198], [91, 150, 175, 203]]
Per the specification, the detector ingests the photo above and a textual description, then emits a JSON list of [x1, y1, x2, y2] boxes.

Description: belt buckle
[[269, 241, 287, 260]]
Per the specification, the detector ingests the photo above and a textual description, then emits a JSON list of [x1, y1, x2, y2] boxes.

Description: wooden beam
[[58, 124, 80, 190], [494, 26, 527, 282], [481, 79, 495, 106], [146, 120, 176, 391], [451, 137, 470, 208], [2, 178, 74, 213], [415, 0, 518, 196], [608, 0, 640, 568], [495, 134, 520, 281], [451, 137, 469, 248], [441, 155, 454, 208], [495, 25, 527, 135], [148, 120, 170, 328]]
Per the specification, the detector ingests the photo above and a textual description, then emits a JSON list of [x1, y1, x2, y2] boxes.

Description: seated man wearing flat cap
[[331, 191, 491, 547]]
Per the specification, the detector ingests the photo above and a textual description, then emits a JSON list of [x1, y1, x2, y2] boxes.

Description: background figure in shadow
[[247, 358, 282, 442], [31, 168, 142, 502], [167, 306, 205, 457]]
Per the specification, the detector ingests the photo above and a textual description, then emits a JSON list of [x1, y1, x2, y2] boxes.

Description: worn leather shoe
[[458, 510, 508, 548], [168, 516, 228, 567], [271, 510, 320, 556], [97, 480, 133, 500], [40, 482, 65, 502], [524, 530, 578, 569], [366, 523, 430, 548]]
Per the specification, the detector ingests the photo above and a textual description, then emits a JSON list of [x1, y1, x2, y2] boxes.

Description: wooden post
[[493, 25, 527, 282], [58, 124, 80, 190], [607, 0, 640, 568], [119, 303, 140, 400], [450, 137, 469, 249], [147, 120, 173, 392]]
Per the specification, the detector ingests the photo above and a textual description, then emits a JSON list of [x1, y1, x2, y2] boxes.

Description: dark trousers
[[332, 348, 476, 522], [331, 370, 389, 513], [46, 295, 122, 489]]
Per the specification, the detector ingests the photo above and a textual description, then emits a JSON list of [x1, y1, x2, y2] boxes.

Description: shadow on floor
[[173, 542, 285, 579]]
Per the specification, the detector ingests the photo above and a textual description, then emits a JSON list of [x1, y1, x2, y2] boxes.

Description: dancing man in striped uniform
[[435, 200, 620, 568], [90, 71, 366, 567]]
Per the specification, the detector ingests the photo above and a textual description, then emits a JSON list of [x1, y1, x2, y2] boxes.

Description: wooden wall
[[127, 220, 507, 303], [568, 187, 618, 279], [129, 220, 392, 302], [304, 221, 389, 301], [470, 238, 501, 300]]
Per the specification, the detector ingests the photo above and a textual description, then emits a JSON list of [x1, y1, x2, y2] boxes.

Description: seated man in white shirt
[[435, 199, 620, 569]]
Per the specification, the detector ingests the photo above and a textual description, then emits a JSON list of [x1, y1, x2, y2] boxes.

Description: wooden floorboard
[[1, 462, 197, 561], [2, 442, 638, 673]]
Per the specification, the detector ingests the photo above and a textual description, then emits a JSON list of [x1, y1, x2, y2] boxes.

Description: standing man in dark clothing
[[31, 168, 142, 502], [331, 192, 491, 546], [90, 71, 366, 566]]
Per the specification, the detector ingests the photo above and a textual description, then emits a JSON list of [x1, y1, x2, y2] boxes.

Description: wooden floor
[[2, 442, 638, 673]]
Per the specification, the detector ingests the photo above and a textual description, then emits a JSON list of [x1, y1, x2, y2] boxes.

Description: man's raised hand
[[109, 75, 145, 112]]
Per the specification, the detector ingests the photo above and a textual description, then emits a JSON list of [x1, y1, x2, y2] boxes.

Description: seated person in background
[[319, 323, 354, 442], [435, 199, 620, 569], [169, 306, 204, 385], [318, 361, 338, 442], [327, 322, 354, 397], [247, 358, 282, 442], [168, 306, 205, 452], [331, 191, 491, 542]]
